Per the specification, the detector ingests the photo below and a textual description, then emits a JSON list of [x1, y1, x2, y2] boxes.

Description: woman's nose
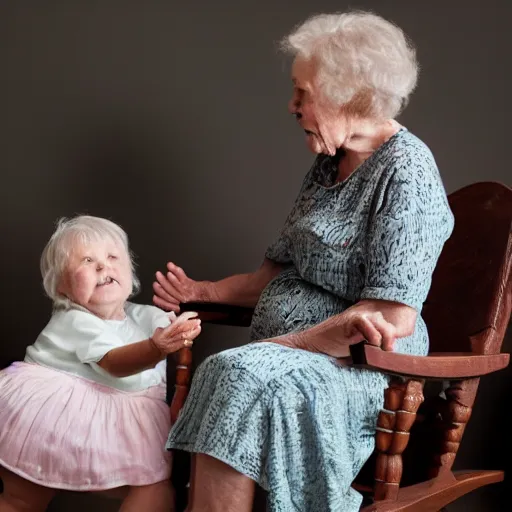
[[289, 104, 303, 122], [288, 97, 300, 114], [288, 92, 301, 114]]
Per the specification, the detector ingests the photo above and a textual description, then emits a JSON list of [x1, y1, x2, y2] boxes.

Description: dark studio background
[[1, 1, 510, 510]]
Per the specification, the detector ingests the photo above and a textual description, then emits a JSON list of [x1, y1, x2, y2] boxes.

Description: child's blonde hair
[[40, 215, 140, 309]]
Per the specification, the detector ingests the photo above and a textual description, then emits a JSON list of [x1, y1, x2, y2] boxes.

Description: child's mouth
[[97, 276, 118, 287]]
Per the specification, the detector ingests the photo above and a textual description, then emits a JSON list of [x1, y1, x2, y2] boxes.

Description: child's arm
[[97, 338, 164, 377], [97, 311, 201, 378]]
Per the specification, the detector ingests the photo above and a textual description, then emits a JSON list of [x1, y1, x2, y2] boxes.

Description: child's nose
[[96, 259, 111, 271]]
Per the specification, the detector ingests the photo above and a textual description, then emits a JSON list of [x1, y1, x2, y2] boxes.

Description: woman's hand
[[310, 309, 397, 357], [153, 262, 208, 312], [150, 311, 202, 355], [275, 299, 416, 358]]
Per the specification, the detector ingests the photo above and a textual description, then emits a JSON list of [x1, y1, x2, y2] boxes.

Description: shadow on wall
[[0, 106, 195, 368]]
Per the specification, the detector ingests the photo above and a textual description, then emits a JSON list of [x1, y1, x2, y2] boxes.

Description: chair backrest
[[422, 182, 512, 355]]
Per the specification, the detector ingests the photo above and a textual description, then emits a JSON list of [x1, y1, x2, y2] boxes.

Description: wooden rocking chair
[[168, 181, 512, 511]]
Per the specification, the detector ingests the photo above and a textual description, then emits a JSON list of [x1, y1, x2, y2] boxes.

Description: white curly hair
[[281, 10, 419, 119], [40, 215, 141, 310]]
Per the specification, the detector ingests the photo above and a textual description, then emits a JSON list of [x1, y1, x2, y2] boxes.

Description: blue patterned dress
[[167, 128, 454, 511]]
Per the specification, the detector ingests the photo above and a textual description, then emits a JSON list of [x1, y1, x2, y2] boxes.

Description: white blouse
[[25, 302, 171, 392]]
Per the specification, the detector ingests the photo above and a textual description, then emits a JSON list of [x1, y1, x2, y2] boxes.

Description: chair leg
[[374, 377, 425, 501], [428, 378, 479, 478]]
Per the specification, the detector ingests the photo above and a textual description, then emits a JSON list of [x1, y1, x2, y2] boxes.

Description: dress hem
[[166, 441, 269, 491], [0, 457, 170, 492]]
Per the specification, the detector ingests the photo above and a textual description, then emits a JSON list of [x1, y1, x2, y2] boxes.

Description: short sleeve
[[125, 303, 171, 336], [62, 310, 125, 363], [265, 229, 292, 263], [360, 160, 454, 311], [124, 304, 170, 379]]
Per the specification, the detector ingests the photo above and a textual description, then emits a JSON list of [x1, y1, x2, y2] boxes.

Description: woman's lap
[[167, 341, 390, 511]]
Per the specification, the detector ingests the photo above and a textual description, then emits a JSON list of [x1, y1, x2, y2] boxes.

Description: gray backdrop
[[1, 1, 510, 511]]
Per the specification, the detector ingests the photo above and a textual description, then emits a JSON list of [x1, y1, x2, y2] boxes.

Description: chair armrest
[[180, 302, 254, 327], [349, 342, 510, 379]]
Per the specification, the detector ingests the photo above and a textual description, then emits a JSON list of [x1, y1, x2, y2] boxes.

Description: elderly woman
[[153, 11, 454, 512]]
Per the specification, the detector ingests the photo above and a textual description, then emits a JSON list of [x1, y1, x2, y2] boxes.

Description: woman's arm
[[153, 257, 285, 311], [202, 258, 285, 307], [273, 299, 417, 358]]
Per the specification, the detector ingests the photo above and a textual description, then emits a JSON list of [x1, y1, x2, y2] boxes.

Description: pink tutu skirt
[[0, 362, 171, 491]]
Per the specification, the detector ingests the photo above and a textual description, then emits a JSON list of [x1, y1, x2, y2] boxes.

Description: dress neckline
[[313, 127, 407, 190]]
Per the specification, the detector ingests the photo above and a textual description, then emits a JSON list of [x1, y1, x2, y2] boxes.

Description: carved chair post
[[374, 377, 425, 501], [169, 347, 194, 512], [428, 378, 479, 479], [170, 347, 193, 425]]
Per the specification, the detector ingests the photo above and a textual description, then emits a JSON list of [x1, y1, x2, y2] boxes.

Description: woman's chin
[[305, 134, 324, 154]]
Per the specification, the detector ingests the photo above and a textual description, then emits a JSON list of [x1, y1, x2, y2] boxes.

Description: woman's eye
[[108, 254, 118, 260], [83, 257, 93, 263]]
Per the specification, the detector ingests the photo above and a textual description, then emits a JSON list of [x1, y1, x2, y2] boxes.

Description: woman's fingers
[[167, 262, 188, 282], [153, 294, 180, 313], [350, 313, 396, 351], [155, 271, 181, 298], [350, 316, 382, 347], [370, 314, 396, 351], [166, 271, 183, 290], [153, 281, 179, 305]]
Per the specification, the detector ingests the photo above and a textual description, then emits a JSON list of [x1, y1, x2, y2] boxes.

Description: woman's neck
[[336, 119, 401, 182]]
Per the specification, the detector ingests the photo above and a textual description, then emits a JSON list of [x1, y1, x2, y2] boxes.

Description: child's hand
[[150, 311, 201, 355]]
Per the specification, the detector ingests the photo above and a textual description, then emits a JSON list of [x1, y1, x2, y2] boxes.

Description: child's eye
[[83, 257, 93, 263], [108, 254, 118, 260]]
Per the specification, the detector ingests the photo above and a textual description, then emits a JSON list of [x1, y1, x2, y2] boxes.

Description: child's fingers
[[173, 326, 201, 350], [187, 325, 202, 340], [172, 339, 194, 352], [177, 324, 201, 342], [161, 318, 201, 340]]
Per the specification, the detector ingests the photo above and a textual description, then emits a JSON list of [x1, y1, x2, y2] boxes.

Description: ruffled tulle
[[0, 362, 171, 490]]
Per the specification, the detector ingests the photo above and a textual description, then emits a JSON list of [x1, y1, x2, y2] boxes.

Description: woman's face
[[288, 57, 349, 156]]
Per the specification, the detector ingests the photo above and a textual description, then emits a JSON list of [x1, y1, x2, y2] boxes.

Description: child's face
[[58, 237, 133, 318]]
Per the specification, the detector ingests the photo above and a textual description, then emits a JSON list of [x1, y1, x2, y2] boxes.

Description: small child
[[0, 215, 201, 511]]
